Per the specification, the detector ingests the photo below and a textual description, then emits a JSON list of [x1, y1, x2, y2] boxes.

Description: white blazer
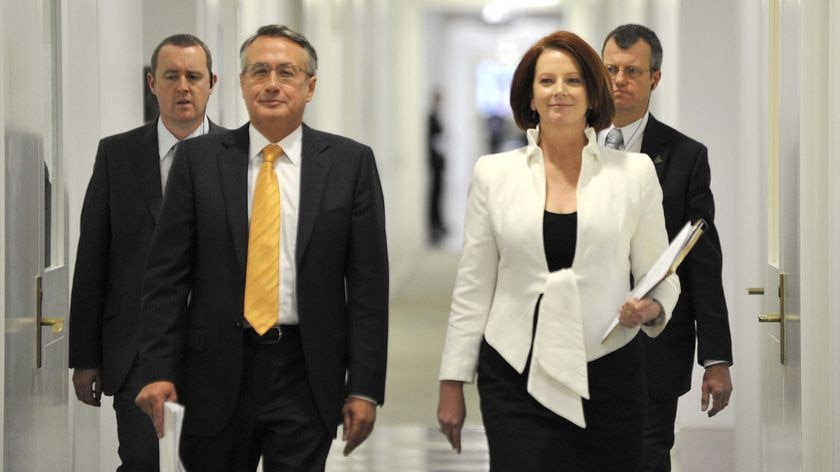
[[439, 127, 680, 427]]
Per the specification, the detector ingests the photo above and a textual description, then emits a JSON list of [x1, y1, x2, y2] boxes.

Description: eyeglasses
[[242, 63, 311, 83], [605, 65, 650, 79]]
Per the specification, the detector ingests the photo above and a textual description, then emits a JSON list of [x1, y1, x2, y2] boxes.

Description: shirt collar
[[602, 111, 649, 150], [526, 125, 602, 163], [248, 124, 303, 167], [157, 116, 210, 160]]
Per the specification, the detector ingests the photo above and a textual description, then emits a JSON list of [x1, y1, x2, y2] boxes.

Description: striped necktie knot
[[605, 128, 624, 150]]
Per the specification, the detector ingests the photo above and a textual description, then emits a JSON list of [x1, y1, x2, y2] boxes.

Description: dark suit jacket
[[641, 114, 733, 400], [139, 123, 389, 436], [68, 119, 224, 395]]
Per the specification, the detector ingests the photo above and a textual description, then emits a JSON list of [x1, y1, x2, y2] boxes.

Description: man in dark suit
[[599, 24, 734, 472], [69, 34, 222, 471], [134, 25, 389, 471]]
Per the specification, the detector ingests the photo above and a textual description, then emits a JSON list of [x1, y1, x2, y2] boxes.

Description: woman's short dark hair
[[510, 31, 614, 132]]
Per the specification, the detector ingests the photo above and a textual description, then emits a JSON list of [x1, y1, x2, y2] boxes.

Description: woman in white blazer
[[437, 31, 680, 471]]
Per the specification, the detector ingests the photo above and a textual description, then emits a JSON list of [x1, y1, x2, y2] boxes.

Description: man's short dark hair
[[239, 25, 318, 76], [150, 34, 214, 85], [602, 24, 663, 72]]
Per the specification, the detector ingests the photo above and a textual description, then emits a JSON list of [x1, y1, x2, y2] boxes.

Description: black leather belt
[[245, 325, 299, 345]]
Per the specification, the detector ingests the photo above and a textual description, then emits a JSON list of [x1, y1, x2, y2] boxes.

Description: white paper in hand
[[601, 220, 705, 343], [159, 401, 187, 472]]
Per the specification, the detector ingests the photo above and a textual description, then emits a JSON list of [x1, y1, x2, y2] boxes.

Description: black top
[[543, 211, 577, 271]]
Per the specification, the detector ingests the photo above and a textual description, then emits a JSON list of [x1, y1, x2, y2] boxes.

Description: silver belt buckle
[[263, 326, 282, 344]]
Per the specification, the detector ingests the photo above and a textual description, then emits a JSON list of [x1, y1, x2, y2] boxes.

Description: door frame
[[799, 0, 839, 470], [0, 1, 6, 465]]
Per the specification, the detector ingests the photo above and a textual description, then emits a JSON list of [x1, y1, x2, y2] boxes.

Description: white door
[[757, 0, 802, 470], [3, 0, 70, 469]]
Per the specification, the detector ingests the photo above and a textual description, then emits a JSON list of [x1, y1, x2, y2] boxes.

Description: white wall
[[63, 0, 105, 468], [0, 1, 6, 465], [829, 3, 840, 467], [67, 1, 145, 470], [674, 0, 740, 434], [143, 0, 198, 60], [197, 0, 239, 128], [733, 1, 763, 470]]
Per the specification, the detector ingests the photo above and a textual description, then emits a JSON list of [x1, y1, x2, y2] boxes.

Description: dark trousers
[[477, 336, 646, 472], [180, 327, 332, 472], [642, 396, 679, 472], [113, 359, 159, 472]]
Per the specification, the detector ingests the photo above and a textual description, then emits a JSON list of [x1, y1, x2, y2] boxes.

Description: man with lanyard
[[599, 24, 734, 472]]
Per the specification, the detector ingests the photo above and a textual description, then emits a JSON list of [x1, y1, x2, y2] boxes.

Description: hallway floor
[[326, 246, 486, 471]]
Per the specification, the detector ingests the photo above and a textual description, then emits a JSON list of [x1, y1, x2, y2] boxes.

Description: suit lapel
[[130, 121, 164, 222], [218, 124, 251, 277], [641, 114, 671, 182], [208, 120, 225, 135], [296, 124, 330, 265]]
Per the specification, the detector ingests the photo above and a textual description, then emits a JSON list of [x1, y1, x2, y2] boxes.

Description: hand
[[134, 381, 177, 438], [618, 297, 661, 327], [72, 368, 103, 407], [701, 364, 733, 417], [437, 380, 466, 453], [341, 397, 376, 456]]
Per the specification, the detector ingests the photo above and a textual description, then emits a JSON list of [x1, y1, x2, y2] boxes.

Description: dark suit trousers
[[642, 396, 679, 472], [113, 358, 159, 472], [477, 336, 646, 472], [180, 327, 332, 472]]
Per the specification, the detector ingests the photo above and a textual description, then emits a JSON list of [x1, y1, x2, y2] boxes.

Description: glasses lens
[[245, 64, 307, 83]]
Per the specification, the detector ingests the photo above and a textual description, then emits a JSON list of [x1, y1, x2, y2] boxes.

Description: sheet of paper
[[600, 220, 704, 343], [629, 221, 693, 299], [159, 401, 186, 472]]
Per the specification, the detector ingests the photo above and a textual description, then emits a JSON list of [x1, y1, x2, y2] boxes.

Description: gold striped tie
[[244, 144, 282, 335]]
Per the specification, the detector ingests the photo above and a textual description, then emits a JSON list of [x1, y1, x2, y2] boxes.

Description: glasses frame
[[604, 64, 652, 80], [242, 62, 312, 84]]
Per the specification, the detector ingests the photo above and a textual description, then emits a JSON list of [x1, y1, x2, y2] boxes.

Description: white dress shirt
[[157, 116, 210, 192], [598, 112, 649, 153], [247, 124, 302, 325]]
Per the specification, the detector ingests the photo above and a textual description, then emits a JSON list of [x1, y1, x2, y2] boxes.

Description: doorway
[[2, 0, 70, 469]]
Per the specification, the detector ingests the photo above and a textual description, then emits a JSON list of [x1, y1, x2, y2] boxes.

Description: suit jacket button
[[235, 321, 242, 328]]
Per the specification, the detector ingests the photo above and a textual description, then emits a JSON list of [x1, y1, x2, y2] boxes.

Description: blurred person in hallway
[[134, 24, 389, 472], [599, 24, 733, 472], [428, 90, 448, 244], [437, 30, 680, 471], [69, 33, 222, 471]]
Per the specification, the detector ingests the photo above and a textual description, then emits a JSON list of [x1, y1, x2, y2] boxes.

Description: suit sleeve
[[684, 148, 733, 365], [139, 145, 196, 384], [631, 157, 681, 338], [68, 142, 111, 369], [438, 158, 499, 382], [345, 147, 390, 404]]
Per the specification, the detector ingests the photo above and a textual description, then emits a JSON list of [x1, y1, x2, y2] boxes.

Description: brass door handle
[[758, 313, 781, 323], [35, 275, 66, 368], [747, 287, 765, 295], [40, 317, 64, 333]]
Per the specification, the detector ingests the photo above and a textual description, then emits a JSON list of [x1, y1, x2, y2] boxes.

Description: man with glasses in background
[[69, 33, 222, 470], [135, 24, 388, 471], [599, 24, 734, 472]]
